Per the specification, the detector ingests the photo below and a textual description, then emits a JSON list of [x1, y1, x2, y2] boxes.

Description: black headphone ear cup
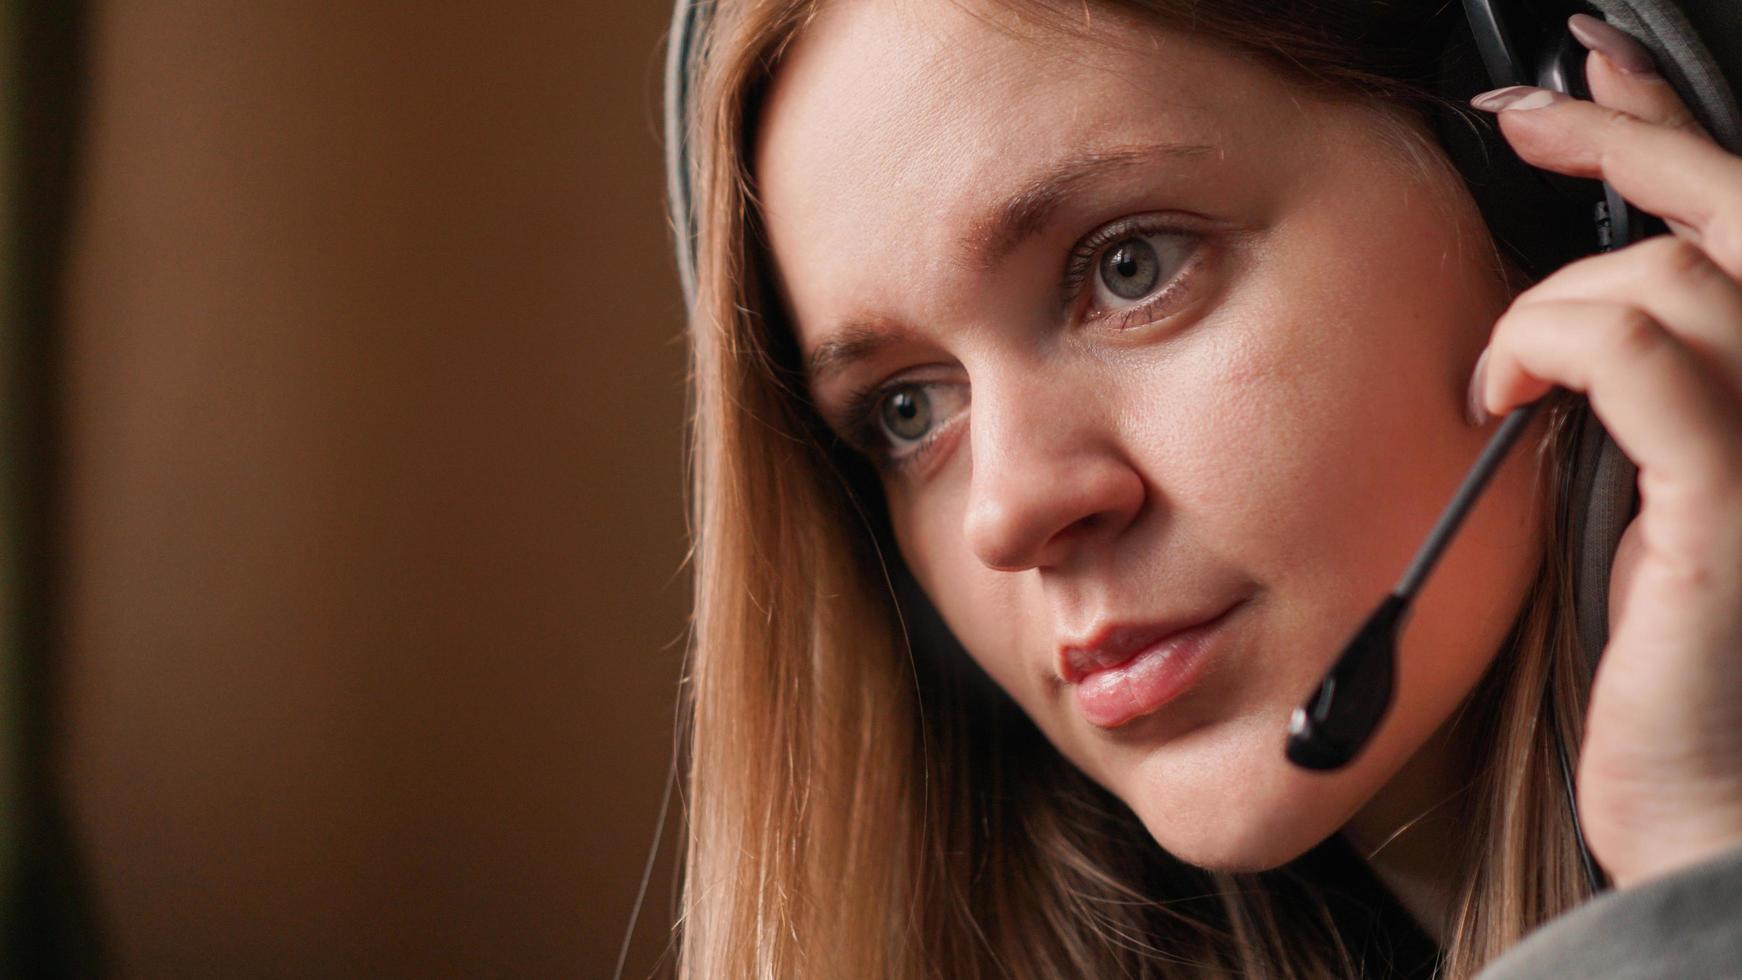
[[1429, 13, 1604, 282]]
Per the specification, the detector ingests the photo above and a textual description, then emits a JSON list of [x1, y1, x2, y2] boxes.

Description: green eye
[[859, 380, 969, 469], [1098, 236, 1161, 300], [879, 387, 932, 442]]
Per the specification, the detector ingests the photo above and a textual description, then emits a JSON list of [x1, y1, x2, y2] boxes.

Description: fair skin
[[755, 0, 1742, 941]]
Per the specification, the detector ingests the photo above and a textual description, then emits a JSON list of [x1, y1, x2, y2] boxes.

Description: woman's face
[[756, 0, 1547, 870]]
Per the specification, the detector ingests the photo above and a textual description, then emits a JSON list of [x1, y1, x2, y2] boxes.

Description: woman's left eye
[[1091, 232, 1194, 310], [1068, 221, 1203, 327], [1099, 236, 1164, 298]]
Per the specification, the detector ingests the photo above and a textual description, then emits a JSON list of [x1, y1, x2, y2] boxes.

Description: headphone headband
[[664, 0, 710, 310]]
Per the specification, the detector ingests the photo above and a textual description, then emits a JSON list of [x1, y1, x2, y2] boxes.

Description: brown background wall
[[59, 3, 687, 976]]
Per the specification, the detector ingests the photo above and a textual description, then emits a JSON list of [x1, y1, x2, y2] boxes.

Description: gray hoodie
[[1478, 842, 1742, 978]]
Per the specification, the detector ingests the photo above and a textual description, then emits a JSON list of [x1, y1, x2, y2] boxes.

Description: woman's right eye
[[880, 387, 932, 441], [868, 381, 968, 466]]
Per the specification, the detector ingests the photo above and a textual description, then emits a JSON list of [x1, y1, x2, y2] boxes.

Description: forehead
[[753, 0, 1307, 346]]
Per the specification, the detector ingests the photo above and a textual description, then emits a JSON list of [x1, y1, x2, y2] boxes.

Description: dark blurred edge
[[6, 0, 104, 975]]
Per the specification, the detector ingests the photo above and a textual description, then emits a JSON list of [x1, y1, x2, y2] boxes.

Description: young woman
[[664, 1, 1742, 975]]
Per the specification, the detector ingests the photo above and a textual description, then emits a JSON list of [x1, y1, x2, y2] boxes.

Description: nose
[[962, 375, 1146, 572]]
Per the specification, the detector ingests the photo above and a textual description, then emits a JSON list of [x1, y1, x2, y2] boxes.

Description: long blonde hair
[[673, 2, 1595, 976]]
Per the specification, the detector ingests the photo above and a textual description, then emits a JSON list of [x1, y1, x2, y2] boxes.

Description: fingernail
[[1466, 348, 1491, 426], [1568, 13, 1659, 76], [1470, 86, 1571, 112]]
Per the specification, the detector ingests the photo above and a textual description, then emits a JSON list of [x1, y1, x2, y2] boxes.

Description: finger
[[1566, 13, 1712, 241], [1568, 13, 1712, 142], [1473, 93, 1742, 276], [1518, 236, 1742, 401], [1478, 299, 1742, 502]]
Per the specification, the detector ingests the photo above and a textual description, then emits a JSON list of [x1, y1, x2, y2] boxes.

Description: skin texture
[[756, 0, 1545, 891], [756, 0, 1742, 929]]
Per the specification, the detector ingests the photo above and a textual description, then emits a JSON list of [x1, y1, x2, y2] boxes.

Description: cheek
[[1171, 192, 1499, 580], [889, 480, 1048, 699], [1109, 183, 1515, 723]]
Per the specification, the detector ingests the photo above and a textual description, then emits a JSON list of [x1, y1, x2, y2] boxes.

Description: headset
[[661, 0, 1742, 896], [1276, 0, 1741, 894]]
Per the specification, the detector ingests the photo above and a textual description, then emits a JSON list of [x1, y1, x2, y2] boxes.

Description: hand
[[1468, 15, 1742, 891]]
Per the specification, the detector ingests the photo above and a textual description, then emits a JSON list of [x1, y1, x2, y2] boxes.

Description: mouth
[[1060, 599, 1243, 730]]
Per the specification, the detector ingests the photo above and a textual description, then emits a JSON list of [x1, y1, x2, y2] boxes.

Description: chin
[[1112, 719, 1371, 874], [1134, 805, 1333, 873]]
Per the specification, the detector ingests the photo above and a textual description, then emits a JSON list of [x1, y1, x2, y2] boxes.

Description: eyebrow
[[807, 317, 906, 384], [805, 139, 1218, 385], [960, 139, 1216, 270]]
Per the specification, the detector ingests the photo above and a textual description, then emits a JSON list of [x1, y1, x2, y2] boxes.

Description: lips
[[1059, 601, 1241, 729]]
